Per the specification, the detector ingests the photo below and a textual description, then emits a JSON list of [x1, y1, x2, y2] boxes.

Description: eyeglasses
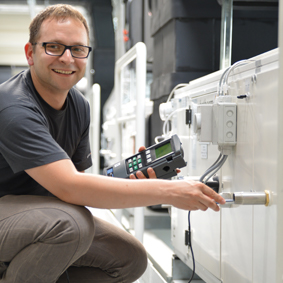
[[33, 42, 92, 59]]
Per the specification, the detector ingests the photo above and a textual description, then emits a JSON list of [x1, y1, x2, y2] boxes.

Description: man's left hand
[[129, 146, 181, 179]]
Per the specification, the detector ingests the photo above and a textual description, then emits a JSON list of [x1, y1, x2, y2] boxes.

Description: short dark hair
[[29, 4, 90, 44]]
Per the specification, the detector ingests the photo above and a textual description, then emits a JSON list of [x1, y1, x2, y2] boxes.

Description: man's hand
[[165, 179, 225, 212], [129, 146, 180, 179], [129, 167, 157, 179]]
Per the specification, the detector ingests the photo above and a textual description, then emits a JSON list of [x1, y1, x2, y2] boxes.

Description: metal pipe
[[220, 0, 233, 69], [27, 0, 36, 19], [233, 192, 267, 205], [91, 84, 101, 175], [220, 191, 270, 207], [114, 42, 147, 243], [277, 1, 283, 281]]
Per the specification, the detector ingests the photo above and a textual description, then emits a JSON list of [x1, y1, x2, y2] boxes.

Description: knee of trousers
[[14, 202, 96, 263], [121, 240, 148, 282], [53, 204, 95, 259], [0, 196, 95, 269]]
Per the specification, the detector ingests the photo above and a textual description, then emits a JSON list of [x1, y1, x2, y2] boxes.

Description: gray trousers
[[0, 195, 147, 283]]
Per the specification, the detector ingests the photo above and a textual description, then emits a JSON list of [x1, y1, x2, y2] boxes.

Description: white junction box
[[212, 100, 237, 147], [194, 99, 237, 151]]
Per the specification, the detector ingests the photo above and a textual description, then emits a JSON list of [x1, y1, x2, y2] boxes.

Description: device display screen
[[155, 142, 172, 159]]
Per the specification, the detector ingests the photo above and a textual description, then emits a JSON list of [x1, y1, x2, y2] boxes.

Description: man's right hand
[[163, 179, 225, 212]]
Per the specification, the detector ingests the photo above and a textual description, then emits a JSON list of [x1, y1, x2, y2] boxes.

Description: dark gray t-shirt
[[0, 70, 92, 197]]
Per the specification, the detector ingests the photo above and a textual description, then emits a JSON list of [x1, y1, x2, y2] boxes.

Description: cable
[[166, 83, 189, 103], [154, 135, 165, 144], [162, 107, 187, 137], [218, 59, 254, 97], [65, 270, 70, 283], [158, 83, 188, 141], [187, 211, 195, 283], [218, 67, 231, 96], [204, 155, 228, 184], [201, 153, 222, 178], [218, 60, 247, 96], [199, 154, 227, 183]]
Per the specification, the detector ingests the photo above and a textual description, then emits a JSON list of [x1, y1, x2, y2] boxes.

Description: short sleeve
[[71, 122, 92, 171], [0, 105, 69, 173], [68, 92, 92, 172]]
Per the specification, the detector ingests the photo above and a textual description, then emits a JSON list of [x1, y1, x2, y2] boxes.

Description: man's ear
[[25, 42, 34, 66]]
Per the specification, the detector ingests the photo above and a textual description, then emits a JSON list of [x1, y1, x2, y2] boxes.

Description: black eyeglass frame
[[33, 42, 92, 59]]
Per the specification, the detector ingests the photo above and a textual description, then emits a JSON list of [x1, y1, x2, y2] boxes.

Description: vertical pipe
[[115, 0, 126, 60], [134, 43, 147, 243], [114, 60, 122, 166], [135, 43, 146, 158], [219, 0, 233, 69], [114, 42, 147, 243], [27, 0, 36, 19], [276, 1, 283, 282], [92, 84, 101, 175]]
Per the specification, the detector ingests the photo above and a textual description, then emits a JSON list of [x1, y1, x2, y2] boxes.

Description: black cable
[[187, 211, 195, 283], [65, 270, 70, 283]]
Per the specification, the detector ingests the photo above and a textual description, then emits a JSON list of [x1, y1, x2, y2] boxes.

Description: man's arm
[[25, 159, 225, 211]]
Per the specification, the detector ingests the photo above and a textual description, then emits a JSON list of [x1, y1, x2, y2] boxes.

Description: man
[[0, 4, 225, 283]]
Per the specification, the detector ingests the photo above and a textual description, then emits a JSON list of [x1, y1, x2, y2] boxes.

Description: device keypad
[[146, 150, 152, 163], [127, 154, 143, 173]]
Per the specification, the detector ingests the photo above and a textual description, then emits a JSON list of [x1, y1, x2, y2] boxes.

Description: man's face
[[26, 17, 89, 96]]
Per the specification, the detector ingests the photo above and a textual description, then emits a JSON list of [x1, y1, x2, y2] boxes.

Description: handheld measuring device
[[103, 134, 187, 179]]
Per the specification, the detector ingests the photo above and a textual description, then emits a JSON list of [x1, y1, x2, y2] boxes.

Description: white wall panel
[[171, 49, 280, 283]]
